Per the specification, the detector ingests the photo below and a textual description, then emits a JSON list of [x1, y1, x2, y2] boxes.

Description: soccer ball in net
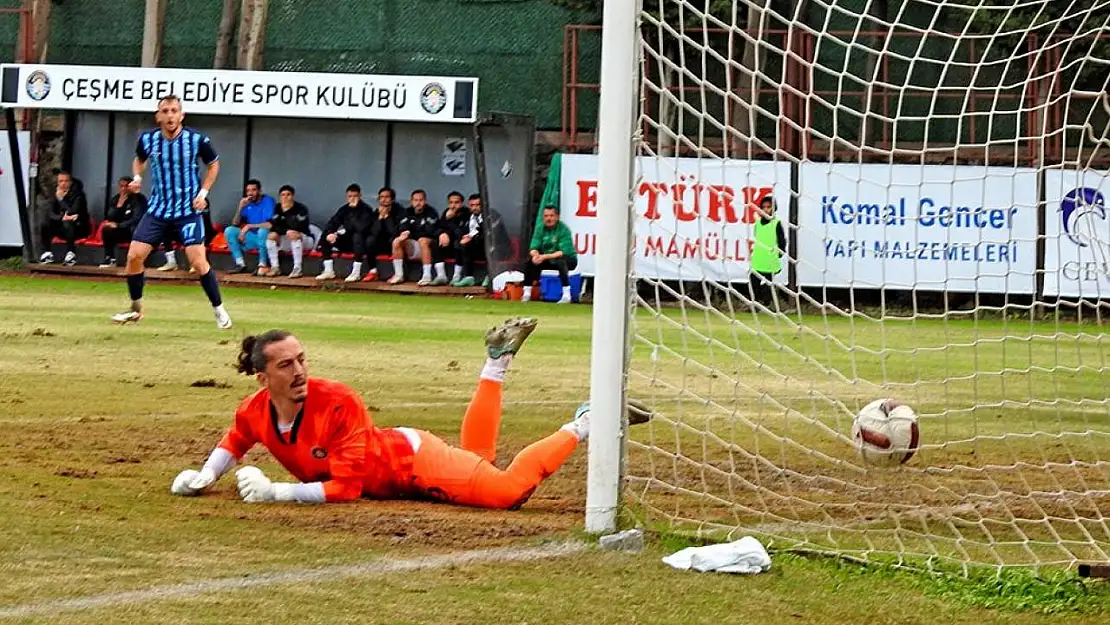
[[851, 399, 920, 468]]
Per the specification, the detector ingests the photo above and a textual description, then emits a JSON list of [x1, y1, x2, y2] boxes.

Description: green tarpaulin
[[534, 152, 562, 239]]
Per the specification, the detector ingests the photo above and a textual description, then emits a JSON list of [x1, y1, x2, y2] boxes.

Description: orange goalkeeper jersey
[[218, 377, 415, 501]]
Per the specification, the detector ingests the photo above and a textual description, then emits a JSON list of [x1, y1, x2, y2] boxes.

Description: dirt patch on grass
[[192, 495, 581, 549], [9, 417, 585, 550], [55, 468, 98, 479], [190, 379, 232, 389]]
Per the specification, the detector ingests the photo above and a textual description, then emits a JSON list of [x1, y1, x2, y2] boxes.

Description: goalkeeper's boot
[[484, 317, 538, 359], [563, 402, 593, 441], [111, 301, 143, 325]]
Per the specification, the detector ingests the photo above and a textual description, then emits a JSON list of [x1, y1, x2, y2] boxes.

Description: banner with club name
[[0, 64, 478, 123], [0, 131, 30, 247], [558, 154, 793, 282], [1044, 168, 1110, 298], [796, 162, 1038, 294]]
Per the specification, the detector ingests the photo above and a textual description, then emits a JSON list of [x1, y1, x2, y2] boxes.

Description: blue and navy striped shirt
[[135, 127, 219, 220]]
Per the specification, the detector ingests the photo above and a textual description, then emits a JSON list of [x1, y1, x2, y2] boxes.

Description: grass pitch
[[0, 274, 1107, 624]]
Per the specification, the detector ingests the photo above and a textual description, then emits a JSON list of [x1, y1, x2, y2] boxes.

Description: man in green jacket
[[749, 196, 787, 310], [524, 206, 578, 303]]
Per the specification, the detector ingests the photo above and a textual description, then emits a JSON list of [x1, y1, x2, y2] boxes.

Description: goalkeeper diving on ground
[[170, 317, 651, 508]]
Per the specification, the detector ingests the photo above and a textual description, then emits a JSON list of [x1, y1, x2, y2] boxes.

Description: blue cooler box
[[540, 269, 582, 302]]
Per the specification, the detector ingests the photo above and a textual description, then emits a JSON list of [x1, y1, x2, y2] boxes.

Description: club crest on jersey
[[311, 446, 328, 459]]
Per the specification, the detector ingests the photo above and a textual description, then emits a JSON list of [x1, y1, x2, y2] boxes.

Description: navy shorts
[[132, 213, 206, 247]]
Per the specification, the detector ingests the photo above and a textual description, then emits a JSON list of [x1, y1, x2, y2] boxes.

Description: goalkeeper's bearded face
[[258, 336, 310, 404]]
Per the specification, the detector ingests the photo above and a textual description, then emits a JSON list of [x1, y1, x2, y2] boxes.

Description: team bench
[[49, 219, 495, 283]]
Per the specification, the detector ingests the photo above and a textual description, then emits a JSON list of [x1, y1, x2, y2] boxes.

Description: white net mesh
[[617, 0, 1110, 572]]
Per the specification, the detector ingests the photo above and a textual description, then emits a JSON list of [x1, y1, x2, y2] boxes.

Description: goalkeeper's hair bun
[[237, 336, 258, 375], [236, 330, 293, 375]]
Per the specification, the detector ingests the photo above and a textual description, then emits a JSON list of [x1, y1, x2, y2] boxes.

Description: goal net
[[588, 0, 1110, 573]]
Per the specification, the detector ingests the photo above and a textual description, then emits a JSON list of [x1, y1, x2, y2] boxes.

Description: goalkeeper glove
[[236, 466, 296, 503], [170, 467, 217, 496]]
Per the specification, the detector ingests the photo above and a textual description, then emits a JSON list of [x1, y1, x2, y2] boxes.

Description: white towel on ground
[[661, 536, 772, 574]]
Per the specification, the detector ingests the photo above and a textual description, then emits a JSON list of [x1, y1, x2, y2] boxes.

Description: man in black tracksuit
[[316, 183, 376, 282], [264, 184, 314, 278], [362, 187, 403, 282], [452, 193, 489, 287], [389, 189, 442, 286], [100, 175, 148, 267], [436, 191, 469, 284], [40, 171, 89, 266]]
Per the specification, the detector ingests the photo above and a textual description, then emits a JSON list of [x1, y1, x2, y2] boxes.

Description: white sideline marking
[[0, 541, 586, 619], [1, 399, 584, 425]]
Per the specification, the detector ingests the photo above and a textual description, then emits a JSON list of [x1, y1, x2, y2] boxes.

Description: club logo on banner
[[796, 163, 1037, 294], [1044, 169, 1110, 297], [419, 82, 447, 114], [1060, 187, 1107, 246], [25, 70, 50, 101], [558, 154, 792, 282]]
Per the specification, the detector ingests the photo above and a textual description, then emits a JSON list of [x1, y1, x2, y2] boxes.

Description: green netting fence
[[34, 0, 593, 129]]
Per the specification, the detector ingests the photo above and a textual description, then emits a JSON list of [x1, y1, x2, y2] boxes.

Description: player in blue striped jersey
[[111, 95, 232, 329]]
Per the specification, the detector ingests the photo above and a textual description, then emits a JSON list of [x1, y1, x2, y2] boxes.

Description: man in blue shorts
[[111, 95, 232, 329]]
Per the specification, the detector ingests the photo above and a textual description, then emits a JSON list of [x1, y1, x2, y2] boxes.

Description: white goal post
[[586, 0, 1110, 573], [585, 0, 640, 535]]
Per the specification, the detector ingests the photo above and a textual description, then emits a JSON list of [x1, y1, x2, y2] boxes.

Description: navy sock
[[199, 269, 223, 307], [126, 273, 144, 302]]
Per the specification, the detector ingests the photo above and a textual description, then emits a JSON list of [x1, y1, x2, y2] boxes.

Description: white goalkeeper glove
[[236, 466, 274, 502], [236, 466, 297, 503], [170, 467, 218, 496]]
